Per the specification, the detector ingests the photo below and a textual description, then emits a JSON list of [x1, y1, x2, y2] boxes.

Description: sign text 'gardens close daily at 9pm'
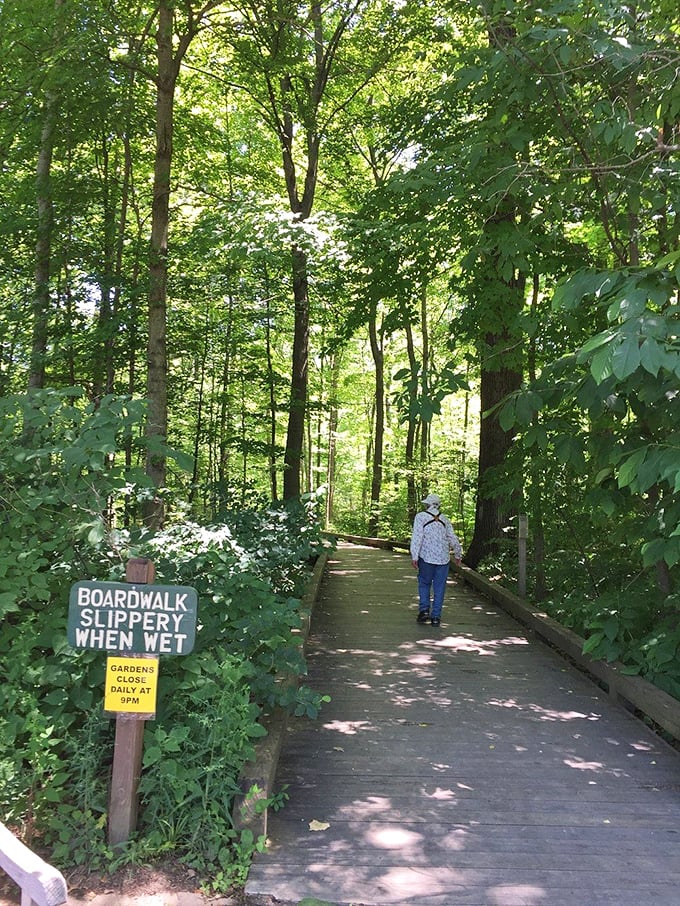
[[104, 656, 159, 714], [68, 580, 198, 655]]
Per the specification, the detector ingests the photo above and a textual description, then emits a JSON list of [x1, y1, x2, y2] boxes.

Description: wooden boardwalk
[[245, 543, 680, 905]]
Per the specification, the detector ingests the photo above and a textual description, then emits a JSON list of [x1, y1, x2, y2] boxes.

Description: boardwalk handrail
[[460, 565, 680, 741], [330, 532, 680, 743], [0, 821, 68, 906], [326, 531, 410, 551], [232, 550, 329, 837]]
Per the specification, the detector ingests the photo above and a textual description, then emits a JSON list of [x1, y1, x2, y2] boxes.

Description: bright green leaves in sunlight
[[503, 260, 680, 574], [392, 363, 470, 425], [555, 266, 680, 385]]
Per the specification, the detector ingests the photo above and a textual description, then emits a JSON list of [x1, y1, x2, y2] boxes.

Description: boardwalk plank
[[245, 544, 680, 906]]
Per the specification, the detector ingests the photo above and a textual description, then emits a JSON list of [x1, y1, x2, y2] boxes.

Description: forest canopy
[[0, 0, 677, 593], [0, 0, 679, 886]]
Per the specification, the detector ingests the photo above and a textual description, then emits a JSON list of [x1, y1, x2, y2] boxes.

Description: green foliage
[[0, 391, 327, 887], [488, 257, 680, 696], [559, 589, 680, 700], [504, 263, 680, 572], [0, 388, 147, 844]]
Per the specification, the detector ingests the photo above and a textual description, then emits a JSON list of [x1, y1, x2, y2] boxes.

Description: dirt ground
[[0, 857, 246, 905]]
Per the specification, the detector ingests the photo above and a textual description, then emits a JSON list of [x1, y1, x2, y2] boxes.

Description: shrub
[[0, 389, 328, 887]]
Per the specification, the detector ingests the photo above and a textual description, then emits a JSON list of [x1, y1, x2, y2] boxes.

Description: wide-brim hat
[[422, 493, 440, 507]]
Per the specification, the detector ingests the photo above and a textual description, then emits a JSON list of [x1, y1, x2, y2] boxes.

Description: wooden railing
[[331, 532, 680, 743], [232, 550, 330, 837], [0, 822, 67, 906]]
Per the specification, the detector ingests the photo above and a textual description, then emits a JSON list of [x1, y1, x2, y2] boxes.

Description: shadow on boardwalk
[[245, 542, 680, 906]]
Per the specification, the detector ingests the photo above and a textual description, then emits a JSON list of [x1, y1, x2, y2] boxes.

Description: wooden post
[[108, 558, 155, 847], [518, 513, 528, 599]]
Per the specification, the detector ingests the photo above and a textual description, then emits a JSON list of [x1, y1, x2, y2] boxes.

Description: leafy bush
[[0, 388, 327, 887]]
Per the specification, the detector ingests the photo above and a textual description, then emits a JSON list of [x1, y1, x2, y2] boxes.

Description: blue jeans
[[417, 559, 449, 619]]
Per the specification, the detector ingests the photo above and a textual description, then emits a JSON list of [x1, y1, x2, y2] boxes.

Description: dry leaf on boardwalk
[[309, 819, 330, 832]]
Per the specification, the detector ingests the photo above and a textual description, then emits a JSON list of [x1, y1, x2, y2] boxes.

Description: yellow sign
[[104, 656, 159, 715]]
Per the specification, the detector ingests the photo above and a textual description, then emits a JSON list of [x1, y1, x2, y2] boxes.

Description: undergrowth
[[0, 388, 329, 891]]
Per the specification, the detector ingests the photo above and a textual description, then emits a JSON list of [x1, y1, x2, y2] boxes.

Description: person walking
[[410, 493, 462, 626]]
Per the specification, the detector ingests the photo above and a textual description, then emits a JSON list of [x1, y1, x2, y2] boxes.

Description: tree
[[133, 0, 227, 526], [222, 0, 415, 499]]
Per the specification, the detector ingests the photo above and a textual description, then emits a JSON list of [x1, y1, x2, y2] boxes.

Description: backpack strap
[[424, 513, 444, 528]]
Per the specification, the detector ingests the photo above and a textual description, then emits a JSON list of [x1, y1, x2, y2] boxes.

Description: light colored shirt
[[410, 507, 462, 565]]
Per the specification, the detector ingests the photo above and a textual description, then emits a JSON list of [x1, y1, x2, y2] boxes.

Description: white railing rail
[[0, 821, 67, 906]]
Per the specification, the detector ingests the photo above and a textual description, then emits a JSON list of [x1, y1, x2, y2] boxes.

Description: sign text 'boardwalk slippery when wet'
[[68, 580, 198, 655]]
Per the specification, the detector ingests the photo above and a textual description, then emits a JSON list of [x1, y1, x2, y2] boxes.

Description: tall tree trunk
[[419, 283, 430, 485], [367, 302, 384, 536], [264, 276, 278, 501], [404, 318, 419, 524], [457, 361, 471, 544], [143, 0, 224, 525], [464, 15, 525, 568], [325, 351, 341, 528], [144, 0, 176, 528], [528, 272, 548, 600], [261, 1, 354, 500], [465, 318, 524, 568], [30, 82, 60, 390], [283, 243, 311, 499], [189, 312, 209, 507], [97, 124, 133, 399], [218, 292, 235, 502]]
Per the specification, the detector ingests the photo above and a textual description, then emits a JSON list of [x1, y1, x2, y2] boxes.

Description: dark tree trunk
[[367, 302, 384, 536], [30, 85, 59, 390], [464, 325, 523, 569], [464, 14, 525, 568], [143, 0, 224, 526], [283, 243, 310, 499], [404, 318, 419, 525], [264, 274, 279, 501]]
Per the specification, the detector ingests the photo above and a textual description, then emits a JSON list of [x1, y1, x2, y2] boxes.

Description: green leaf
[[611, 336, 641, 380], [579, 329, 617, 358], [590, 344, 613, 383], [143, 745, 163, 767], [247, 722, 268, 738], [524, 424, 548, 450], [603, 616, 619, 642], [515, 391, 542, 426], [664, 539, 680, 568], [641, 538, 667, 567], [0, 592, 20, 617], [498, 398, 516, 432], [617, 448, 647, 489], [87, 522, 106, 545], [636, 449, 663, 493], [639, 338, 665, 377], [594, 468, 613, 485], [583, 631, 604, 655], [553, 269, 610, 310]]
